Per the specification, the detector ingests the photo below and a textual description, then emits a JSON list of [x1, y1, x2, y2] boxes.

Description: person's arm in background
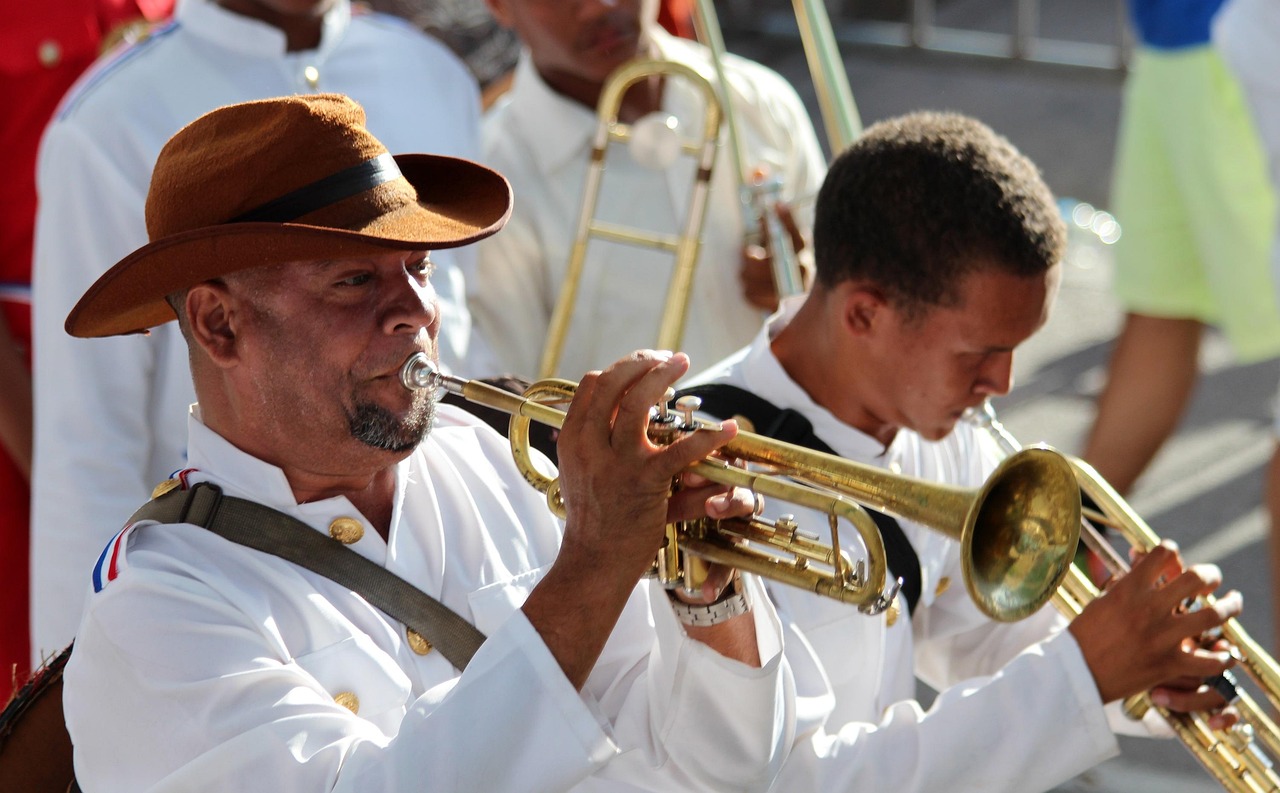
[[30, 114, 171, 662], [726, 49, 828, 311], [0, 316, 32, 479], [468, 105, 554, 379]]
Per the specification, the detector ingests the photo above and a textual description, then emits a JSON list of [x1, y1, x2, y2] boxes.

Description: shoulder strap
[[678, 383, 923, 615], [128, 483, 486, 672]]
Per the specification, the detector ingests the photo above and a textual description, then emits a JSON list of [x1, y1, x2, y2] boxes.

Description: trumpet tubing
[[967, 401, 1280, 793], [715, 431, 1081, 622], [403, 354, 1082, 622]]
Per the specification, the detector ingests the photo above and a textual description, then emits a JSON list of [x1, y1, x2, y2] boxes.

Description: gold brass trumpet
[[402, 354, 1081, 622], [967, 401, 1280, 793]]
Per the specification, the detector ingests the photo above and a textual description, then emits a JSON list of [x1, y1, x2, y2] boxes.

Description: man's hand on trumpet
[[1068, 540, 1243, 725], [523, 350, 761, 688]]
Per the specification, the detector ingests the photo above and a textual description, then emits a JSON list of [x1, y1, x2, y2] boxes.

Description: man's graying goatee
[[348, 392, 436, 451]]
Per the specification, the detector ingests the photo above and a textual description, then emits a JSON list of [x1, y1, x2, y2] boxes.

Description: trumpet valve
[[851, 559, 866, 587], [858, 576, 903, 617], [674, 395, 702, 428]]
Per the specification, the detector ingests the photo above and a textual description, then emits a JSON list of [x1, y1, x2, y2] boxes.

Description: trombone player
[[689, 111, 1243, 792], [471, 0, 826, 379]]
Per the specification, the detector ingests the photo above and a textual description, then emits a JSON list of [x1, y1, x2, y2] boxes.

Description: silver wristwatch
[[667, 577, 752, 626]]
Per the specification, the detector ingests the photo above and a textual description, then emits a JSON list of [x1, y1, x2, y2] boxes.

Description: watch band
[[667, 576, 752, 626]]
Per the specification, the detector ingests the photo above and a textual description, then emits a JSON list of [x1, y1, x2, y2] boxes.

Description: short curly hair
[[813, 112, 1065, 319]]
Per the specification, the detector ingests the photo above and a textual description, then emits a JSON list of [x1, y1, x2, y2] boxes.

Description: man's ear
[[840, 283, 887, 336], [186, 282, 240, 367]]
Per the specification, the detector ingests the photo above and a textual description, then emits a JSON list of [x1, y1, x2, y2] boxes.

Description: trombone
[[967, 401, 1280, 793], [538, 2, 861, 379], [537, 58, 722, 380], [402, 353, 1082, 622]]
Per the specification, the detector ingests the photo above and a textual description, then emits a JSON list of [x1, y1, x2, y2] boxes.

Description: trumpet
[[402, 354, 1081, 622], [967, 401, 1280, 793]]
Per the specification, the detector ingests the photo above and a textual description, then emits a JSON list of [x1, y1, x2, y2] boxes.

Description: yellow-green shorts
[[1111, 45, 1280, 362]]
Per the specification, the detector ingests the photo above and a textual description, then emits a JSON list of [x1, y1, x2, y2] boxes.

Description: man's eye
[[339, 273, 372, 287], [408, 258, 433, 277]]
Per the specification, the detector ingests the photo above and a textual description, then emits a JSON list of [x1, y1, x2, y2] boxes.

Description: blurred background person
[[469, 0, 827, 380], [1082, 0, 1280, 513], [29, 0, 483, 667], [2, 0, 173, 685], [364, 0, 695, 111], [1215, 0, 1280, 648], [364, 0, 519, 107]]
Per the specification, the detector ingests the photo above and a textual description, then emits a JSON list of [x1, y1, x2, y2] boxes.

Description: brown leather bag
[[0, 645, 76, 793]]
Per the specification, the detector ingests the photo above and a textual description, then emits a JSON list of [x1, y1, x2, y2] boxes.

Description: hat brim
[[66, 154, 512, 338]]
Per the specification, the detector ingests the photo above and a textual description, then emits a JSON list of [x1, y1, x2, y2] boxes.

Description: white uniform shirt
[[472, 28, 827, 380], [31, 0, 483, 662], [688, 298, 1122, 793], [65, 405, 794, 792]]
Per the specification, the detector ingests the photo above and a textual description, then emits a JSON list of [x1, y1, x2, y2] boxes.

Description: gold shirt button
[[151, 478, 181, 499], [935, 576, 952, 597], [38, 40, 62, 68], [333, 691, 359, 714], [304, 65, 320, 89], [328, 517, 364, 544], [406, 628, 433, 656], [888, 460, 903, 475], [884, 597, 900, 628]]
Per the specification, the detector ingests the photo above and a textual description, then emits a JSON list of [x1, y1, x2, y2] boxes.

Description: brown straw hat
[[65, 93, 512, 338]]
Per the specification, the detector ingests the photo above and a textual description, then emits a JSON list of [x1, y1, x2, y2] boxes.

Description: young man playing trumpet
[[690, 111, 1244, 792]]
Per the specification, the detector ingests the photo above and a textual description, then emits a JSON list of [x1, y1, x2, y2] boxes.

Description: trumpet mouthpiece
[[399, 352, 440, 393]]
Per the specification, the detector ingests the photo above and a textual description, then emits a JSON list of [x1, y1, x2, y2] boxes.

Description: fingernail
[[654, 350, 673, 361], [1151, 690, 1170, 707]]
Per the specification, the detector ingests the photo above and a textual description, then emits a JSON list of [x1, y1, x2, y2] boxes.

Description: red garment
[[658, 0, 696, 39], [0, 0, 172, 685]]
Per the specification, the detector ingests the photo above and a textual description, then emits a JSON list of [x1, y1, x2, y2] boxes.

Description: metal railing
[[727, 0, 1133, 72]]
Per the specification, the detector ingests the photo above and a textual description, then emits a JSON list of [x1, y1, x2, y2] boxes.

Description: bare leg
[[1266, 446, 1280, 649], [1082, 313, 1203, 495]]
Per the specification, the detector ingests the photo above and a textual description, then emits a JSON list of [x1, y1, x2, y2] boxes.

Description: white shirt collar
[[183, 405, 409, 549], [177, 0, 351, 59], [502, 27, 713, 177]]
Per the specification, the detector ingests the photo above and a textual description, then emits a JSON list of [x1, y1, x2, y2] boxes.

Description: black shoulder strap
[[678, 383, 923, 616], [128, 483, 486, 672]]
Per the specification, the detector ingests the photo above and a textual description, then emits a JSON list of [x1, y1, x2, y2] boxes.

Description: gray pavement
[[723, 2, 1280, 790]]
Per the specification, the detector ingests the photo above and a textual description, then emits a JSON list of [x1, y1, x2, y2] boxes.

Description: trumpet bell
[[965, 446, 1081, 622]]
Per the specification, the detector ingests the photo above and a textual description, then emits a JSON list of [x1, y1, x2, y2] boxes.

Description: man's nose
[[383, 275, 438, 337], [974, 352, 1014, 397]]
